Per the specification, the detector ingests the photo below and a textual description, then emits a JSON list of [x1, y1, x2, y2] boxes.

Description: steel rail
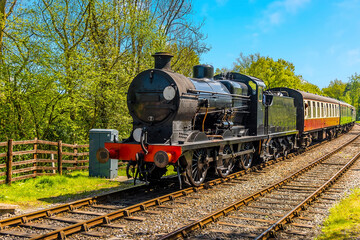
[[158, 134, 359, 240], [0, 141, 308, 231], [27, 139, 329, 240], [0, 132, 340, 238], [255, 150, 360, 239], [0, 184, 147, 229], [27, 164, 278, 239]]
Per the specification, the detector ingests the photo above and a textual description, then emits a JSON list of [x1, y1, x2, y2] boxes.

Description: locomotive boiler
[[127, 52, 249, 145]]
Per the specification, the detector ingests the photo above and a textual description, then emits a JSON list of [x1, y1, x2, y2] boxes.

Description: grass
[[0, 171, 129, 209], [0, 165, 177, 210], [316, 188, 360, 240]]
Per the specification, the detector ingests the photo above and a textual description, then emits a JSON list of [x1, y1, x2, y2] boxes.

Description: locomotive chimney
[[152, 52, 173, 70]]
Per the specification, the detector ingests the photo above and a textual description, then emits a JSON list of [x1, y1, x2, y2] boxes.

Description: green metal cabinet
[[89, 129, 119, 179]]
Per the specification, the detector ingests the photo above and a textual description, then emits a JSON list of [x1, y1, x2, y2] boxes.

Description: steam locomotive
[[96, 52, 356, 187]]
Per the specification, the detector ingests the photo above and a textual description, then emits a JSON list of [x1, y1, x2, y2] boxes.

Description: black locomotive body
[[127, 53, 250, 145], [98, 52, 355, 187]]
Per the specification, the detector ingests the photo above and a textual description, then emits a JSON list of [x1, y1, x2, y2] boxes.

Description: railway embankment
[[0, 125, 359, 239]]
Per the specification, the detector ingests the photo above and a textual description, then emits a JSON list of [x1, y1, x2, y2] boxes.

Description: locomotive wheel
[[217, 145, 235, 177], [238, 143, 253, 170], [283, 149, 289, 159], [186, 149, 209, 187], [270, 139, 281, 159]]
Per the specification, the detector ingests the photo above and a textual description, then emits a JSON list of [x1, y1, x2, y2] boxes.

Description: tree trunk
[[0, 0, 16, 62], [0, 0, 6, 61]]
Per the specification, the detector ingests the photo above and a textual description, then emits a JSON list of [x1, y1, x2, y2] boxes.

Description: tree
[[150, 0, 208, 75], [0, 0, 16, 62], [322, 79, 347, 100], [231, 53, 321, 94], [0, 0, 206, 142], [322, 75, 359, 119], [83, 0, 167, 138], [232, 53, 260, 75], [346, 74, 360, 118]]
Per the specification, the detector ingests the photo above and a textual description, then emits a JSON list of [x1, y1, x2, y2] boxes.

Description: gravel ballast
[[1, 126, 359, 240], [66, 126, 360, 240]]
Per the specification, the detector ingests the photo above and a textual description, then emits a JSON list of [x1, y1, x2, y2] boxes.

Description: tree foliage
[[322, 80, 348, 101], [232, 53, 321, 94], [322, 74, 360, 119], [0, 0, 207, 142]]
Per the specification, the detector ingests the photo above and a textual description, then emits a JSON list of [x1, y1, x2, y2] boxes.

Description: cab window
[[248, 81, 257, 95], [258, 87, 263, 102]]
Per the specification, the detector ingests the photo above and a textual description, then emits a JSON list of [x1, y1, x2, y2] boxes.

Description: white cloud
[[347, 48, 360, 66], [269, 12, 282, 25], [334, 0, 360, 10], [257, 0, 311, 31], [283, 0, 311, 13], [298, 64, 315, 79], [215, 0, 229, 6], [328, 45, 342, 55], [200, 3, 210, 17]]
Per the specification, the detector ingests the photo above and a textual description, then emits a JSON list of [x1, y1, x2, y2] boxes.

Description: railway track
[[0, 130, 355, 239], [161, 134, 360, 240]]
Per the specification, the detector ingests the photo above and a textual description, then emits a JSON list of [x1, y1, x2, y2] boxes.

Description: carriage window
[[335, 105, 339, 117], [319, 102, 322, 118], [327, 104, 330, 117], [313, 101, 317, 118], [308, 101, 312, 118]]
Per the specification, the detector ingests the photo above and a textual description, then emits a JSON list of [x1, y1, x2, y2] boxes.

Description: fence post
[[33, 138, 37, 177], [58, 140, 63, 175], [74, 144, 78, 170], [6, 139, 13, 185], [51, 154, 56, 174]]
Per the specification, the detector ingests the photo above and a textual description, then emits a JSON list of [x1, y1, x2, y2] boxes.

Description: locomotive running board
[[180, 130, 298, 151]]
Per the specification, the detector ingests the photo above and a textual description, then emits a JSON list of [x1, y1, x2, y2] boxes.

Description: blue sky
[[192, 0, 360, 88]]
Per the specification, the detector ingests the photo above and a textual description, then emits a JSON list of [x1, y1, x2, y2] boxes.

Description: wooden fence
[[0, 138, 89, 185]]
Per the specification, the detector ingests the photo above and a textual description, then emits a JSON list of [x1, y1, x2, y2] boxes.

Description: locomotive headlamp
[[154, 151, 172, 168], [132, 128, 142, 142], [163, 86, 176, 101]]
